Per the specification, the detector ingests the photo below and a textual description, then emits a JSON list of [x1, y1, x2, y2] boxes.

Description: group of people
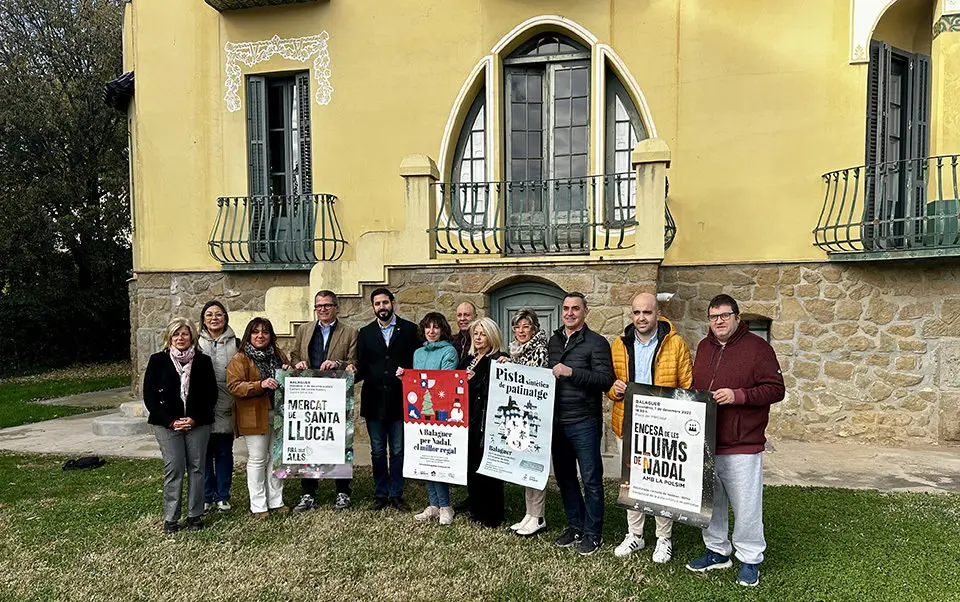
[[142, 285, 784, 588]]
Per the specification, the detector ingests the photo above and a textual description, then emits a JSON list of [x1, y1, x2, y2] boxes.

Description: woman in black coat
[[143, 317, 217, 534], [459, 317, 507, 528]]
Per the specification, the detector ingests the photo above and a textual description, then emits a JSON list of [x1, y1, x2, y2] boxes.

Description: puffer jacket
[[198, 326, 239, 434], [413, 340, 459, 371], [607, 317, 693, 438], [547, 325, 615, 425]]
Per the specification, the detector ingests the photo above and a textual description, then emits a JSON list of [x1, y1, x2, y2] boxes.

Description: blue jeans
[[426, 481, 450, 507], [366, 418, 404, 498], [551, 417, 604, 539], [204, 432, 234, 503]]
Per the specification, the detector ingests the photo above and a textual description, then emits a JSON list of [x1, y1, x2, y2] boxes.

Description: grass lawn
[[0, 363, 129, 428], [0, 453, 957, 602]]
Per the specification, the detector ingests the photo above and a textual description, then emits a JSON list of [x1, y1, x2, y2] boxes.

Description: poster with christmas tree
[[401, 370, 470, 485]]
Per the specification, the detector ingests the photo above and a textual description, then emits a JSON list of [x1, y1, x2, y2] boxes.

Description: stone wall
[[658, 261, 960, 446]]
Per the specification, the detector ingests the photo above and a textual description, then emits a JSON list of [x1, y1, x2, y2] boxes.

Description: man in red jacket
[[685, 294, 784, 587]]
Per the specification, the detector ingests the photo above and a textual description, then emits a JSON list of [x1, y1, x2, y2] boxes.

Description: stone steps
[[92, 413, 152, 437], [120, 401, 147, 418]]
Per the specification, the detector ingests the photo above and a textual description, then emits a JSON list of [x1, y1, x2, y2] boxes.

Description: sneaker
[[577, 535, 603, 556], [686, 551, 733, 572], [614, 533, 646, 558], [293, 494, 316, 513], [162, 521, 179, 534], [737, 563, 760, 587], [390, 496, 411, 512], [510, 514, 532, 531], [438, 506, 455, 525], [369, 497, 390, 511], [334, 493, 351, 511], [184, 516, 203, 532], [203, 502, 213, 512], [516, 516, 546, 537], [216, 501, 231, 512], [554, 527, 583, 548], [652, 537, 673, 564], [415, 505, 440, 521]]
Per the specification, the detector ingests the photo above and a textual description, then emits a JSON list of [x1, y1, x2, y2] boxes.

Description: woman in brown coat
[[226, 317, 290, 516]]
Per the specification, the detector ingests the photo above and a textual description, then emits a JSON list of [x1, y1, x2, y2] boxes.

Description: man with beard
[[355, 287, 420, 511], [451, 301, 478, 361]]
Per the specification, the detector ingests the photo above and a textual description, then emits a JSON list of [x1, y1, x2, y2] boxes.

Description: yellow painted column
[[631, 138, 671, 261], [399, 154, 440, 262], [930, 0, 960, 156]]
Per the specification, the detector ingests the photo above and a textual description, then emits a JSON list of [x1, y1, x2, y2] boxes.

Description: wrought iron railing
[[430, 173, 674, 255], [209, 193, 346, 268], [814, 155, 960, 255]]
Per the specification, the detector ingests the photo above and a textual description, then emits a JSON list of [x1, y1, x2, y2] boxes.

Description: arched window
[[605, 71, 647, 225], [450, 92, 487, 227]]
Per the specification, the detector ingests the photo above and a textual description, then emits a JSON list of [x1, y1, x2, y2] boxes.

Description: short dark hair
[[240, 317, 278, 351], [708, 294, 740, 316], [563, 291, 588, 309], [370, 287, 394, 304], [314, 290, 339, 306], [199, 300, 229, 332], [418, 312, 453, 342], [511, 308, 541, 333]]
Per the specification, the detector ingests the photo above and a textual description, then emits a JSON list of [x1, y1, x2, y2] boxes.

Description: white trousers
[[702, 453, 766, 564], [244, 433, 284, 513], [626, 509, 673, 539]]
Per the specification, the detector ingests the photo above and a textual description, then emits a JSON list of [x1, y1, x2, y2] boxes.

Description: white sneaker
[[203, 502, 213, 512], [216, 500, 231, 512], [510, 514, 533, 531], [414, 505, 440, 521], [516, 515, 546, 536], [614, 533, 646, 558], [438, 506, 455, 525], [652, 537, 673, 563]]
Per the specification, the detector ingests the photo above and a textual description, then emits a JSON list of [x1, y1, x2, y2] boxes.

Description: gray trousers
[[154, 424, 211, 523], [703, 453, 766, 564]]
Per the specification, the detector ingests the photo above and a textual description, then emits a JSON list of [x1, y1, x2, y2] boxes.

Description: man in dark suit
[[355, 287, 420, 511], [289, 290, 358, 512]]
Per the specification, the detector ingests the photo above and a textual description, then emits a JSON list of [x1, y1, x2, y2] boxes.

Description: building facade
[[122, 0, 960, 448]]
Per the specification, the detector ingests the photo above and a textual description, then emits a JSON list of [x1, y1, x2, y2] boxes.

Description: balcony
[[429, 173, 675, 256], [814, 155, 960, 260], [204, 0, 320, 12], [209, 193, 346, 269]]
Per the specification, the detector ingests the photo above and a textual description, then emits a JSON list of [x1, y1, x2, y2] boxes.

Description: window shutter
[[910, 53, 931, 241], [296, 71, 313, 195], [246, 75, 269, 260], [863, 40, 891, 249]]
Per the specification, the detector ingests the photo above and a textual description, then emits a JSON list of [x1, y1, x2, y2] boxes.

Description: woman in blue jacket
[[397, 312, 458, 524]]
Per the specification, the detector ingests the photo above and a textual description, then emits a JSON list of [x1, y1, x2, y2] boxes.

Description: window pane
[[572, 126, 588, 154], [511, 76, 527, 102], [572, 154, 587, 177], [529, 79, 542, 102], [555, 128, 570, 155], [555, 156, 570, 178], [572, 97, 588, 125], [556, 70, 571, 98], [529, 104, 543, 130], [572, 68, 589, 96], [528, 132, 542, 155], [529, 159, 542, 180], [556, 99, 571, 127], [471, 132, 484, 158], [511, 159, 527, 181], [511, 132, 527, 158], [616, 122, 631, 150], [511, 103, 527, 130], [615, 95, 628, 121]]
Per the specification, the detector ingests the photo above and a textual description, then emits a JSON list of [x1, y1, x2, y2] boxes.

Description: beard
[[377, 307, 394, 321]]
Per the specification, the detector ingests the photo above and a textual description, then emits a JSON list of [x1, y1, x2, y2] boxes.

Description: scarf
[[168, 346, 196, 411], [244, 342, 283, 404], [509, 329, 549, 368]]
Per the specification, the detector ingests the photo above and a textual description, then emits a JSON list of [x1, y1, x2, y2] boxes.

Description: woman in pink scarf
[[143, 317, 218, 534]]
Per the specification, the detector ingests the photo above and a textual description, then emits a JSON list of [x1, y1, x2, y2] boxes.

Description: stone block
[[120, 401, 147, 418], [815, 335, 843, 352], [876, 369, 924, 388], [460, 274, 493, 293], [940, 392, 960, 441], [796, 284, 820, 298], [770, 322, 794, 340], [864, 298, 898, 325], [895, 356, 918, 371], [822, 284, 845, 300], [901, 395, 927, 412], [801, 269, 823, 284], [779, 285, 795, 297], [554, 274, 597, 295], [899, 301, 933, 320], [819, 265, 844, 283], [780, 265, 801, 285], [886, 324, 916, 337], [92, 414, 152, 437], [869, 381, 893, 402], [803, 299, 836, 322], [799, 322, 826, 336], [835, 300, 863, 321], [846, 283, 873, 301], [845, 335, 875, 352], [850, 412, 876, 426], [780, 298, 807, 321], [752, 286, 778, 301], [941, 298, 960, 322], [938, 340, 960, 389], [823, 361, 855, 380], [792, 360, 819, 380], [832, 323, 858, 336], [396, 285, 439, 305], [756, 267, 780, 286], [899, 339, 927, 353]]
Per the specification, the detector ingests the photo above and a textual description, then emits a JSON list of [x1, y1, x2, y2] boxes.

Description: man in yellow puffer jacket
[[607, 292, 693, 564]]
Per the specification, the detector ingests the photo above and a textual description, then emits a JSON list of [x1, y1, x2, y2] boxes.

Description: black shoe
[[578, 535, 603, 556], [453, 497, 472, 512], [369, 497, 390, 511], [554, 527, 583, 548], [185, 516, 203, 532], [390, 496, 411, 512], [162, 521, 180, 535]]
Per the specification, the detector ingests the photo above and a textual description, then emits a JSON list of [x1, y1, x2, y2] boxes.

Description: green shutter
[[863, 40, 891, 249], [295, 71, 312, 195], [246, 75, 269, 259]]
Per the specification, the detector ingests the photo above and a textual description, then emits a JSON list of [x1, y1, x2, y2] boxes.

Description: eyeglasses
[[204, 312, 225, 319], [314, 304, 336, 310], [708, 312, 736, 323]]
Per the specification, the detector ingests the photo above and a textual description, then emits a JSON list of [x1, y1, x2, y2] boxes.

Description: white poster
[[282, 377, 347, 465], [477, 363, 555, 490]]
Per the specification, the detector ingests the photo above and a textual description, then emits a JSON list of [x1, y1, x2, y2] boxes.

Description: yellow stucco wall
[[126, 0, 949, 273]]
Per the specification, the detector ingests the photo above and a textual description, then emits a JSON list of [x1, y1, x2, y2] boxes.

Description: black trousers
[[301, 477, 352, 497], [467, 426, 504, 527]]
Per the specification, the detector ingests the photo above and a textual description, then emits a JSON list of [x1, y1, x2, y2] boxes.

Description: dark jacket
[[143, 350, 217, 428], [355, 316, 420, 421], [452, 331, 470, 362], [459, 351, 508, 432], [692, 320, 785, 455], [547, 325, 615, 425]]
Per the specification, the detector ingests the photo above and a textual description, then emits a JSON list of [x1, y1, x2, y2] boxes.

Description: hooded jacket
[[198, 326, 239, 434], [692, 320, 785, 454], [607, 317, 693, 438]]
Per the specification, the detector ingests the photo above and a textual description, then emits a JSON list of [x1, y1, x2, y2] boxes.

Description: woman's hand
[[294, 361, 308, 370], [466, 369, 475, 380], [261, 377, 280, 390], [395, 367, 405, 377], [496, 356, 509, 363]]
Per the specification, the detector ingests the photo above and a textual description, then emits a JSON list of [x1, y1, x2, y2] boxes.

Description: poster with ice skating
[[402, 370, 470, 486], [616, 383, 716, 528], [477, 363, 555, 490]]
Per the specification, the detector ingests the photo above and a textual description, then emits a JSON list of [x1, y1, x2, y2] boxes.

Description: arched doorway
[[489, 281, 566, 339]]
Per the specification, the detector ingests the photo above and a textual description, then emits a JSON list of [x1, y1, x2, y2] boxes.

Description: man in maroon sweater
[[685, 294, 785, 587]]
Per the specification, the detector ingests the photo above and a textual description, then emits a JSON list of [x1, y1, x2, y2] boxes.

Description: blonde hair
[[468, 317, 504, 356], [161, 317, 198, 350]]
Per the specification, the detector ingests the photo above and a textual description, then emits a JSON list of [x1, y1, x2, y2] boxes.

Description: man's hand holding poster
[[617, 383, 717, 528], [272, 369, 354, 480], [477, 363, 555, 490], [402, 370, 470, 485]]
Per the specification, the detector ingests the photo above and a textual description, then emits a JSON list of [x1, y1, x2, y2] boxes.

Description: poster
[[272, 369, 354, 480], [476, 363, 555, 490], [402, 370, 470, 486], [616, 383, 716, 528]]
